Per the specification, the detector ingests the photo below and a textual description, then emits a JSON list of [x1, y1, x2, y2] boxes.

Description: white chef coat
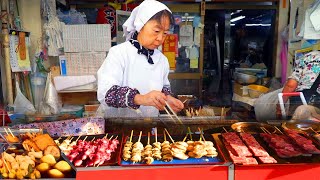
[[97, 41, 171, 117]]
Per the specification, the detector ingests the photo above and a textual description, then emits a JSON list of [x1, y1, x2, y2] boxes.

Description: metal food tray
[[282, 120, 320, 133], [213, 132, 320, 166], [231, 122, 277, 134], [119, 134, 226, 166], [56, 133, 123, 167]]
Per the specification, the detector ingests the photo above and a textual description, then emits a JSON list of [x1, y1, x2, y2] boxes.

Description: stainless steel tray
[[282, 120, 320, 133], [231, 122, 277, 134]]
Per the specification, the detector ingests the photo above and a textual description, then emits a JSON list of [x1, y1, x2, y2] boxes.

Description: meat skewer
[[161, 131, 173, 162], [274, 126, 284, 134], [164, 128, 175, 143], [188, 127, 193, 141]]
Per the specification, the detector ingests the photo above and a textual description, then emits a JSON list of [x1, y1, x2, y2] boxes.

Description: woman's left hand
[[166, 95, 184, 112]]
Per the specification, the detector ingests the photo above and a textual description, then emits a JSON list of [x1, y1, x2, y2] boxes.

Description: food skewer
[[274, 126, 284, 134], [83, 136, 88, 142], [182, 133, 188, 142], [188, 127, 193, 140], [109, 135, 114, 140], [3, 128, 9, 136], [91, 137, 96, 142], [69, 137, 74, 141], [164, 107, 176, 123], [103, 133, 108, 139], [138, 131, 142, 143], [262, 127, 271, 134], [75, 135, 82, 143], [260, 127, 267, 133], [129, 130, 133, 142], [163, 131, 166, 142], [7, 128, 15, 137], [2, 157, 11, 174], [310, 127, 319, 134], [198, 128, 206, 141], [148, 132, 150, 145], [222, 127, 228, 133], [155, 128, 158, 143], [164, 128, 175, 143]]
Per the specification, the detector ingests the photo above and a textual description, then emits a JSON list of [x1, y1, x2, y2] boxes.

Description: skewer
[[165, 102, 183, 125], [91, 137, 96, 142], [56, 136, 62, 141], [163, 131, 166, 142], [164, 128, 175, 143], [222, 127, 228, 133], [155, 127, 158, 143], [188, 127, 193, 140], [138, 131, 142, 143], [109, 135, 114, 140], [3, 128, 9, 136], [129, 130, 133, 142], [83, 136, 88, 142], [103, 133, 108, 139], [182, 99, 188, 103], [274, 126, 284, 135], [69, 137, 74, 141], [2, 154, 11, 174], [148, 132, 150, 145], [261, 127, 271, 134], [260, 127, 267, 133], [220, 107, 225, 121], [164, 107, 176, 123], [7, 128, 15, 137], [310, 127, 319, 135], [182, 133, 188, 142], [115, 135, 118, 140], [198, 128, 206, 141], [75, 135, 82, 143]]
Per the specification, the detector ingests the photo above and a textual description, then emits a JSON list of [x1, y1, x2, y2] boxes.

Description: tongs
[[164, 102, 183, 125]]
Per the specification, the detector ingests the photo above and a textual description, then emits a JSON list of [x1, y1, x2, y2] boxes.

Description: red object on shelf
[[0, 108, 11, 126]]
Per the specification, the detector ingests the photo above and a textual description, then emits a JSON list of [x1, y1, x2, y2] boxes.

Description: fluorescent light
[[230, 24, 236, 26], [230, 10, 243, 16], [230, 16, 245, 22], [245, 24, 271, 26]]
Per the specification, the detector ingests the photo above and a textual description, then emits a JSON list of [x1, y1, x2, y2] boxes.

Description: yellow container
[[247, 85, 269, 98]]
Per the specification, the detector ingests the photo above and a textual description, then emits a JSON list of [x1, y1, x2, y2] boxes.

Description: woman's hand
[[134, 90, 167, 110], [166, 95, 184, 113]]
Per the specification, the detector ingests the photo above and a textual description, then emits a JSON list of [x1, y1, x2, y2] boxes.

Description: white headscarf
[[122, 0, 171, 41]]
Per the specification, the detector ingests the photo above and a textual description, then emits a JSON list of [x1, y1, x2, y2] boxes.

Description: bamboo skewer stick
[[115, 135, 118, 140], [182, 99, 188, 103], [164, 107, 176, 123], [198, 128, 206, 141], [91, 137, 96, 142], [188, 127, 193, 140], [138, 131, 142, 143], [222, 127, 228, 133], [182, 134, 188, 142], [310, 127, 319, 135], [3, 128, 9, 136], [83, 136, 88, 142], [103, 133, 108, 139], [262, 127, 271, 134], [69, 137, 74, 141], [165, 102, 183, 125], [7, 128, 15, 137], [274, 126, 284, 134], [163, 131, 166, 142], [164, 128, 174, 143], [260, 127, 267, 133], [109, 135, 114, 140], [2, 156, 10, 174], [147, 132, 150, 145], [75, 135, 82, 143], [129, 130, 133, 142], [155, 127, 157, 143]]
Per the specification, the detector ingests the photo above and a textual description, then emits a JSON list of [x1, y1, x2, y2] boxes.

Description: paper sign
[[180, 25, 193, 46], [162, 34, 178, 69]]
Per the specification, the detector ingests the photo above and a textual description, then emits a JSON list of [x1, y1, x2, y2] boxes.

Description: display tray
[[213, 132, 320, 165], [282, 120, 320, 133], [55, 133, 123, 167], [4, 145, 77, 179], [231, 122, 277, 134], [119, 134, 226, 166]]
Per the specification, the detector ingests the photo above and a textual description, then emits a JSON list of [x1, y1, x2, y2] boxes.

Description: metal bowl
[[231, 122, 277, 134], [234, 72, 258, 85]]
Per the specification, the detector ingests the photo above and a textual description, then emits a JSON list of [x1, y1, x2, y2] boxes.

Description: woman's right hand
[[134, 90, 167, 110]]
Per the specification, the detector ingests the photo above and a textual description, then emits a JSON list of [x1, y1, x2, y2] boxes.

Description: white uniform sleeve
[[97, 48, 125, 105], [163, 56, 171, 89]]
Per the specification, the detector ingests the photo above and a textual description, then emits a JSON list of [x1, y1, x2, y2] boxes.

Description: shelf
[[169, 73, 201, 79], [58, 89, 97, 93]]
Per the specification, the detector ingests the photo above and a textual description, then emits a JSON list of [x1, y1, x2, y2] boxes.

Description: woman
[[97, 0, 184, 117], [276, 50, 320, 117]]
